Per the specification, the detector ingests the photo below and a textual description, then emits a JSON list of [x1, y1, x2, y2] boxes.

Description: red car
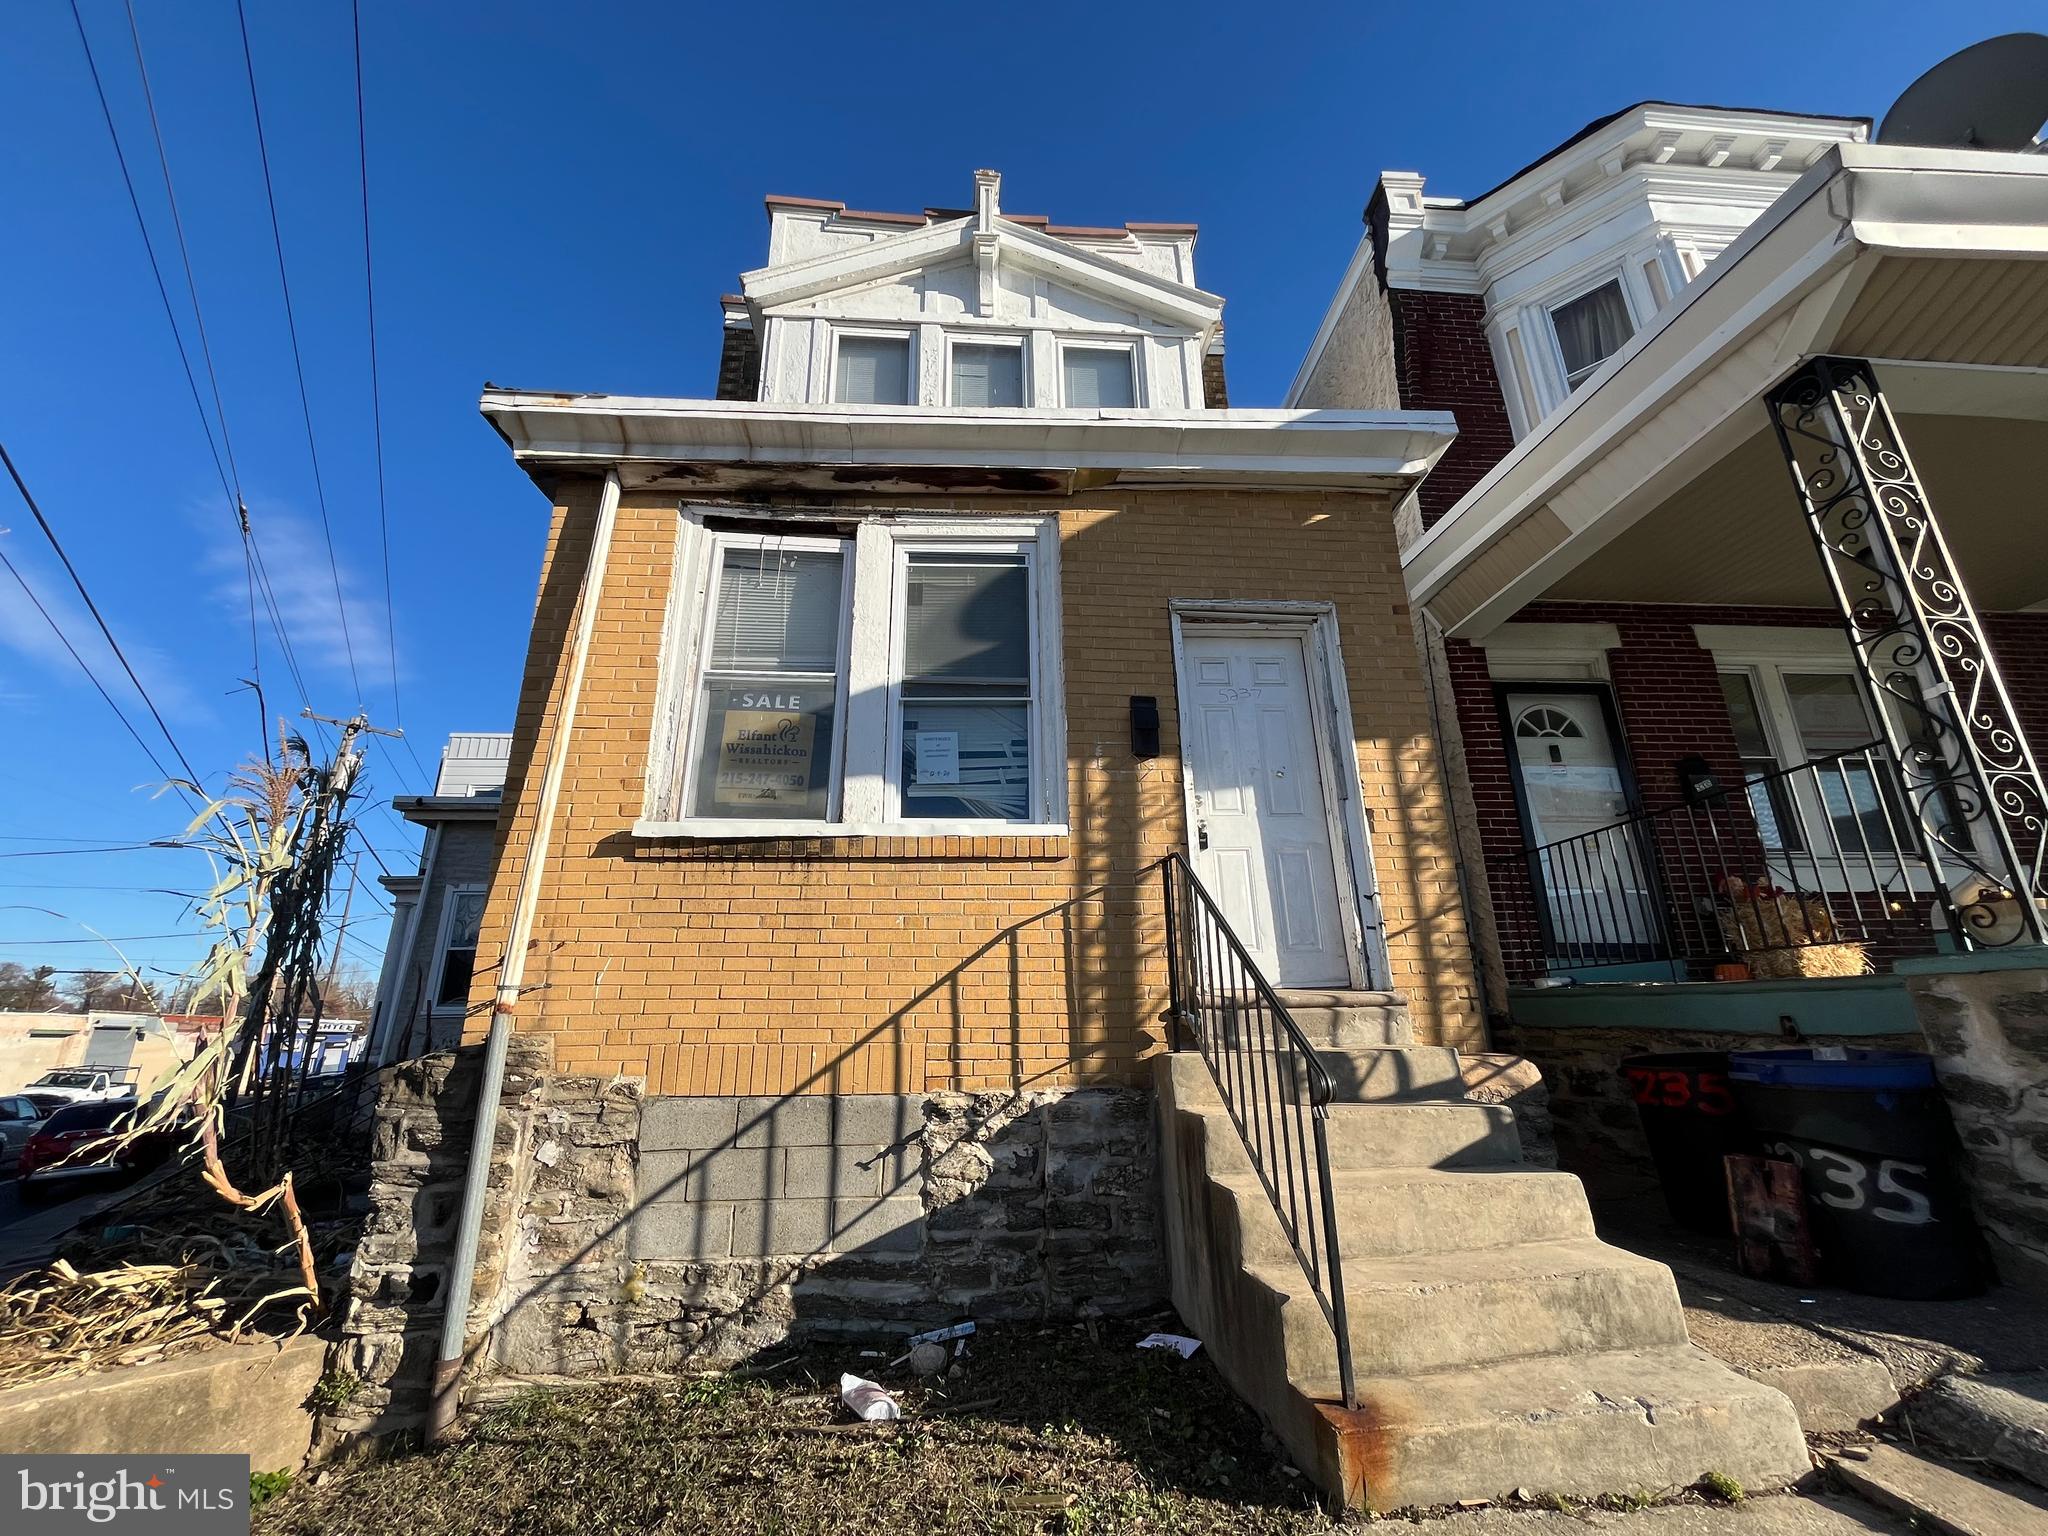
[[15, 1099, 174, 1200]]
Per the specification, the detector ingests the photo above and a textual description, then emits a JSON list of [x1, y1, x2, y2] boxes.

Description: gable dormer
[[727, 170, 1223, 411]]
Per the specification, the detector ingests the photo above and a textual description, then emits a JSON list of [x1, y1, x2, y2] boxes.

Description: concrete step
[[1313, 1345, 1812, 1511], [1226, 1167, 1596, 1263], [1316, 1046, 1465, 1103], [1830, 1443, 2048, 1536], [1272, 988, 1412, 1048], [1266, 1237, 1689, 1377]]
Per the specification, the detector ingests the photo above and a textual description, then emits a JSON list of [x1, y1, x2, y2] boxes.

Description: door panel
[[1506, 689, 1656, 954], [1181, 631, 1350, 985]]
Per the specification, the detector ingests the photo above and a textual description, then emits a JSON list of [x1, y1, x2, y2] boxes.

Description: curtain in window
[[1552, 283, 1633, 388], [834, 336, 910, 405], [1061, 347, 1135, 408], [900, 554, 1031, 821], [435, 892, 485, 1007], [951, 344, 1024, 407]]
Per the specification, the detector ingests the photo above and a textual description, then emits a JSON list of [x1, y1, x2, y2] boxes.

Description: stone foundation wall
[[333, 1040, 1164, 1434], [1490, 1021, 1925, 1175], [1905, 962, 2048, 1290]]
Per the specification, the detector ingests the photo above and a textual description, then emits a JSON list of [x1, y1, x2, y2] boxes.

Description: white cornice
[[479, 393, 1457, 492]]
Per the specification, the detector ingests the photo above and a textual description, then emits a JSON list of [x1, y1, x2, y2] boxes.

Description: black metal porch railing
[[1160, 852, 1356, 1410], [1493, 741, 1952, 977]]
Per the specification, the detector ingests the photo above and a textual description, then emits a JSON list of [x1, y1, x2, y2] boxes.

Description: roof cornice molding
[[479, 392, 1456, 491], [743, 210, 1222, 332]]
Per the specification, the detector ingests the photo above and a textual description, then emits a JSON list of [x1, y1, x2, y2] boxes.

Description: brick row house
[[1292, 107, 2048, 1293], [331, 166, 1834, 1509]]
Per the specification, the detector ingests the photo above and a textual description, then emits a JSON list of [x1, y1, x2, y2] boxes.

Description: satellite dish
[[1878, 33, 2048, 150]]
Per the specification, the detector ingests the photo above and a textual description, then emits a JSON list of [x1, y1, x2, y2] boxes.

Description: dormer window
[[1550, 281, 1634, 390], [949, 340, 1025, 407], [1060, 344, 1137, 409], [832, 332, 912, 405]]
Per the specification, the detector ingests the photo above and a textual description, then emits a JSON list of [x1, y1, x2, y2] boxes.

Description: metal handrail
[[1489, 739, 1947, 976], [1161, 852, 1356, 1410]]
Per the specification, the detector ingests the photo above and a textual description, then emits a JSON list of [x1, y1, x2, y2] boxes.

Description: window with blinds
[[691, 541, 847, 819], [1061, 345, 1135, 408], [950, 342, 1024, 407], [898, 553, 1032, 821], [833, 334, 912, 405]]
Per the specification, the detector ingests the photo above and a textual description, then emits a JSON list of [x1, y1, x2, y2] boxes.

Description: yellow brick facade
[[467, 481, 1481, 1094]]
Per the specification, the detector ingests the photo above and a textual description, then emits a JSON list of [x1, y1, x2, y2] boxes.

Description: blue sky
[[0, 1, 2039, 992]]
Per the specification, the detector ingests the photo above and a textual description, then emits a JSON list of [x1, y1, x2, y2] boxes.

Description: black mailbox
[[1129, 696, 1161, 759], [1677, 754, 1723, 804]]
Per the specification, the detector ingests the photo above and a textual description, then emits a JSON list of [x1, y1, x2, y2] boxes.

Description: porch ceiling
[[1407, 144, 2048, 638], [1545, 411, 2048, 612]]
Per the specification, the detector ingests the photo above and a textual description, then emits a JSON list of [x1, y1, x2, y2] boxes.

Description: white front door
[[1180, 630, 1351, 986], [1507, 689, 1656, 952]]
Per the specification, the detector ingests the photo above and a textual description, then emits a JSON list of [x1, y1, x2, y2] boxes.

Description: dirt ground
[[258, 1321, 1344, 1536]]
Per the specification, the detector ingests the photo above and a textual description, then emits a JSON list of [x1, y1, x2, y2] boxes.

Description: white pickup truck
[[21, 1066, 140, 1112]]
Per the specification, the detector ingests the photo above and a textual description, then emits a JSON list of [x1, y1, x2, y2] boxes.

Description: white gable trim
[[743, 216, 1223, 333]]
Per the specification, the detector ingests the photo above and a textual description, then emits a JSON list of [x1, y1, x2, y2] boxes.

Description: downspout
[[428, 468, 622, 1443]]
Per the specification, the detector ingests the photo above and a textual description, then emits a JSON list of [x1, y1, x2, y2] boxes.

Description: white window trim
[[640, 512, 1067, 840], [1545, 270, 1638, 393], [1055, 336, 1143, 409], [672, 530, 856, 826], [427, 884, 486, 1016], [1474, 621, 1619, 682], [943, 332, 1029, 408], [826, 323, 917, 406]]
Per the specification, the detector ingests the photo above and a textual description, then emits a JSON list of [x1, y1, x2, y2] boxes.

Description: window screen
[[1552, 282, 1633, 389], [1062, 346, 1135, 408], [834, 335, 911, 405], [692, 544, 846, 819], [951, 343, 1024, 407], [899, 553, 1032, 821], [1720, 671, 1796, 851]]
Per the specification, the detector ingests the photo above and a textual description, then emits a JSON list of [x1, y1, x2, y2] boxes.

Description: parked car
[[20, 1066, 140, 1114], [14, 1098, 172, 1200], [0, 1095, 47, 1171]]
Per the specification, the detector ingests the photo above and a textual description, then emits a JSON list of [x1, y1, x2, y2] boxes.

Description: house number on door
[[1766, 1141, 1936, 1226]]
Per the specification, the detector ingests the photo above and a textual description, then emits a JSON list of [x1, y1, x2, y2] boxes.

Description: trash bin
[[1728, 1048, 1987, 1299], [1621, 1051, 1754, 1235]]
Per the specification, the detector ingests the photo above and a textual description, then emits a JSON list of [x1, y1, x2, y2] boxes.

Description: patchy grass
[[258, 1322, 1345, 1536]]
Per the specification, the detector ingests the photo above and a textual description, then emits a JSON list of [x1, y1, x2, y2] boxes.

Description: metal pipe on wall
[[427, 468, 622, 1444]]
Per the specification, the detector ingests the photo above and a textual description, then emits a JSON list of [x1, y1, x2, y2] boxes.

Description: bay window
[[644, 512, 1064, 836], [1550, 280, 1634, 390]]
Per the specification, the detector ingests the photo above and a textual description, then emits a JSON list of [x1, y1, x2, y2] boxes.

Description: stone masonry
[[332, 1040, 1163, 1437], [1906, 961, 2048, 1289]]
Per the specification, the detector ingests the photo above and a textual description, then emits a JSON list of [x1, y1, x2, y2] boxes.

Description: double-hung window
[[432, 887, 486, 1011], [1061, 343, 1137, 408], [833, 332, 913, 405], [647, 513, 1064, 836], [1550, 280, 1634, 391], [950, 341, 1025, 407]]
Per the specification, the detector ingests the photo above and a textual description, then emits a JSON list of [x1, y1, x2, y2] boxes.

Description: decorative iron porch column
[[1766, 356, 2047, 947]]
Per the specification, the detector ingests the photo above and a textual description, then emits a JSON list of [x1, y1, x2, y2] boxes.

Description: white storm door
[[1181, 631, 1351, 986], [1507, 689, 1655, 951]]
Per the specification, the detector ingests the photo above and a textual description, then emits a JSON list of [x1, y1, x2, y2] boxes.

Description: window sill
[[632, 818, 1071, 842]]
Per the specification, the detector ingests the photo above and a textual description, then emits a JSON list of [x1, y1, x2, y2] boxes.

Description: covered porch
[[1407, 143, 2048, 1007]]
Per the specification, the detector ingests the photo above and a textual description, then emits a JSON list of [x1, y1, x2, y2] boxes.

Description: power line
[[69, 0, 317, 720], [1, 444, 205, 794], [232, 0, 362, 705], [0, 545, 182, 792], [349, 1, 433, 794], [0, 932, 208, 947], [0, 844, 195, 860]]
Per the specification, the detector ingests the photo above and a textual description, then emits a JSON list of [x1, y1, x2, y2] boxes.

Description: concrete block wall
[[633, 1094, 924, 1261]]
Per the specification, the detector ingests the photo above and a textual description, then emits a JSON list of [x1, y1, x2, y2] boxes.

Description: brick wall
[[466, 481, 1482, 1096], [1387, 290, 1517, 531], [1447, 601, 2048, 984]]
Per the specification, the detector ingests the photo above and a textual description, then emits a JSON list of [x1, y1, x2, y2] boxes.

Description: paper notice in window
[[914, 730, 960, 784], [715, 707, 816, 805]]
